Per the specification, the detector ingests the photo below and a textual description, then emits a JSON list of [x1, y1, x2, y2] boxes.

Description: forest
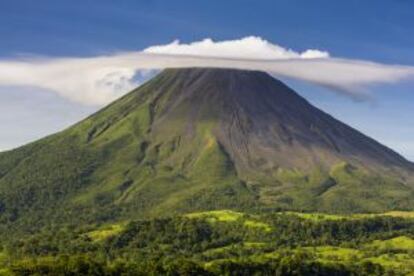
[[1, 210, 414, 275]]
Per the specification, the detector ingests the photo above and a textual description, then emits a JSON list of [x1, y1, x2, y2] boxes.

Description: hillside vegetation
[[1, 69, 414, 238], [1, 210, 414, 275], [1, 69, 414, 274]]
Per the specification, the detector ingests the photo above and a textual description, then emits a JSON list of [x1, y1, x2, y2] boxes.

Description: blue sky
[[1, 0, 414, 160]]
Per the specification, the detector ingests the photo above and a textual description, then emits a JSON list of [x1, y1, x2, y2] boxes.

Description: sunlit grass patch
[[365, 236, 414, 252], [309, 246, 362, 260], [283, 211, 414, 221], [243, 220, 272, 232], [185, 210, 272, 231], [367, 253, 414, 272], [283, 212, 346, 221], [86, 223, 126, 242], [381, 211, 414, 218], [185, 210, 244, 222]]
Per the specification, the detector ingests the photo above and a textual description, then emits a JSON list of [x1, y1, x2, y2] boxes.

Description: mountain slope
[[0, 68, 413, 233]]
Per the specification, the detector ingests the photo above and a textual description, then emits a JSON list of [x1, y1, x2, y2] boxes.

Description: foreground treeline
[[1, 211, 414, 275], [6, 253, 386, 276]]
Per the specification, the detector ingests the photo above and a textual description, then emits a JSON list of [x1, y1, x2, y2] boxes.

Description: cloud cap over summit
[[1, 37, 414, 105]]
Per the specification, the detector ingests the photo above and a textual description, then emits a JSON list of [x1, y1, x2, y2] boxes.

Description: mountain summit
[[1, 68, 413, 229], [143, 68, 411, 172]]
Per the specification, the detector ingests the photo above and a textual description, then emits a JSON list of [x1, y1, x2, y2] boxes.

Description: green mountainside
[[1, 68, 414, 275], [1, 68, 414, 235]]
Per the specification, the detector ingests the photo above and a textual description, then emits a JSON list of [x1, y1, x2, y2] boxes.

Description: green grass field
[[283, 210, 414, 221]]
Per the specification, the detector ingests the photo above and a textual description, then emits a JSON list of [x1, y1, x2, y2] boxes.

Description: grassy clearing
[[186, 209, 414, 232], [283, 212, 346, 221], [185, 209, 232, 221], [367, 253, 414, 272], [243, 220, 272, 232], [86, 223, 126, 242], [185, 210, 272, 231], [284, 211, 414, 221], [381, 211, 414, 218], [365, 236, 414, 251], [304, 246, 362, 261], [185, 210, 244, 222]]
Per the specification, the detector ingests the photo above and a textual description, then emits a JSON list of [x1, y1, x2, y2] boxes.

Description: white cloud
[[0, 58, 140, 105], [143, 36, 330, 59], [0, 36, 413, 105]]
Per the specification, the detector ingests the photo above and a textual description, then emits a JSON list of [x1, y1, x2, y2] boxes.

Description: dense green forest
[[1, 210, 414, 275]]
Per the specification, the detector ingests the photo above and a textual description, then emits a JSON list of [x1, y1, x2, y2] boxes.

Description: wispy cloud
[[0, 36, 413, 105]]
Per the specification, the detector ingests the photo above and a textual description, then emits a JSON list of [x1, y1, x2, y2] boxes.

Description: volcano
[[0, 68, 413, 228]]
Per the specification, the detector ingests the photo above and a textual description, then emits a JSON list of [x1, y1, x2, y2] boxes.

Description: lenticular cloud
[[143, 36, 330, 60], [0, 36, 413, 105]]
